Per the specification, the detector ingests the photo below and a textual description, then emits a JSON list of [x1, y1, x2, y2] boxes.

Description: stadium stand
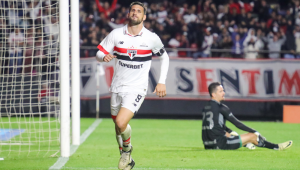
[[76, 0, 300, 59]]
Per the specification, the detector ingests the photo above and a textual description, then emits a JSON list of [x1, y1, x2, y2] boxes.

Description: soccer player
[[96, 1, 169, 169], [202, 82, 293, 150]]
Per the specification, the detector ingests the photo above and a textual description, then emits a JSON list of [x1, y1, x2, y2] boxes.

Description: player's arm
[[224, 125, 233, 137], [221, 106, 256, 133], [224, 125, 232, 133], [96, 50, 116, 62], [96, 31, 116, 62], [153, 47, 169, 97], [224, 125, 239, 136], [152, 33, 169, 97]]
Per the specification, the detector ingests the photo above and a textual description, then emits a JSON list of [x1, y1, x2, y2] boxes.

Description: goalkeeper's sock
[[121, 124, 131, 152], [263, 140, 279, 150]]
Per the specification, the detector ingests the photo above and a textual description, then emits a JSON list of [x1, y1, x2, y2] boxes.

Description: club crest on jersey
[[127, 49, 137, 59]]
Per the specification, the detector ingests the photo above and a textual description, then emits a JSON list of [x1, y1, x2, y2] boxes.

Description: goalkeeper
[[201, 82, 293, 150]]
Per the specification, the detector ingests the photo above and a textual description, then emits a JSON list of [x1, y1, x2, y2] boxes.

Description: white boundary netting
[[0, 0, 61, 157]]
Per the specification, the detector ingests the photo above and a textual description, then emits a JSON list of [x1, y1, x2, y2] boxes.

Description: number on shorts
[[135, 94, 142, 102], [204, 111, 214, 129]]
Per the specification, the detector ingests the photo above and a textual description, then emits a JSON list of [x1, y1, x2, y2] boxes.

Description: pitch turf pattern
[[1, 118, 300, 170]]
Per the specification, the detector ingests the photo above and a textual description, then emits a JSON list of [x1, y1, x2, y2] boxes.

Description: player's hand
[[153, 83, 166, 97], [230, 131, 239, 136], [103, 54, 116, 62]]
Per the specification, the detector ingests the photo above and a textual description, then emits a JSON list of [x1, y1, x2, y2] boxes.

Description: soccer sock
[[262, 140, 279, 150], [116, 135, 123, 151], [255, 134, 279, 149], [121, 124, 131, 152]]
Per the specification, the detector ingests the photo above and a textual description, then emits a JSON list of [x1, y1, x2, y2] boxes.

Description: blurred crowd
[[0, 0, 60, 109], [80, 0, 300, 59], [1, 0, 300, 77], [0, 0, 59, 75]]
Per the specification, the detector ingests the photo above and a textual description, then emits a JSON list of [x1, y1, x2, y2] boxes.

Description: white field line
[[0, 143, 34, 145], [49, 119, 102, 170]]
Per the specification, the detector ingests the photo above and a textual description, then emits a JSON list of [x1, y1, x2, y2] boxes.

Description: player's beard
[[221, 96, 225, 101], [129, 17, 143, 26]]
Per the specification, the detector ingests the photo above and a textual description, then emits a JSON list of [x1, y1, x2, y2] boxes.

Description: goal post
[[59, 0, 70, 158], [71, 0, 80, 147]]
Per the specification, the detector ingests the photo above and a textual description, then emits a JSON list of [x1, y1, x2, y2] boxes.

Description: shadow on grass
[[155, 146, 268, 152]]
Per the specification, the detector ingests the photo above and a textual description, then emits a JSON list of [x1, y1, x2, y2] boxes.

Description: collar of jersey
[[211, 99, 220, 105], [123, 24, 144, 37]]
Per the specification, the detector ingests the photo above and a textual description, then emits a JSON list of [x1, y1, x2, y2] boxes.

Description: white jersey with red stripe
[[97, 25, 165, 95]]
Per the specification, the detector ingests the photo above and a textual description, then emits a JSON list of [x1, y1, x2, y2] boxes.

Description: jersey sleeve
[[97, 30, 115, 55], [151, 33, 165, 56], [224, 125, 232, 133], [157, 52, 169, 84], [220, 104, 256, 133]]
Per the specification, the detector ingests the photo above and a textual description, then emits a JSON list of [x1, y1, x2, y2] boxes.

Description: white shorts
[[110, 92, 145, 119]]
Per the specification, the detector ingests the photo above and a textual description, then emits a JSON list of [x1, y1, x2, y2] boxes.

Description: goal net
[[0, 0, 61, 157]]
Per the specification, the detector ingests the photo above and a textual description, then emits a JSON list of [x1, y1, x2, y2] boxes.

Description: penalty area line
[[49, 119, 102, 170]]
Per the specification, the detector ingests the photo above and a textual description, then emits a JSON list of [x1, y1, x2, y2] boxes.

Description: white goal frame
[[60, 0, 80, 157]]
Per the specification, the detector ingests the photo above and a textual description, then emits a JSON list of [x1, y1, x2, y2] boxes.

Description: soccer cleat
[[123, 158, 135, 170], [278, 140, 293, 151], [118, 146, 133, 169]]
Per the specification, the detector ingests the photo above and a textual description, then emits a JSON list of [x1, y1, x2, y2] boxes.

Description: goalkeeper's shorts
[[110, 92, 145, 120], [204, 135, 242, 150]]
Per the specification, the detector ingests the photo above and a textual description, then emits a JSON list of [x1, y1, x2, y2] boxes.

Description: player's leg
[[113, 119, 123, 154], [221, 134, 258, 150], [226, 132, 255, 149], [240, 133, 258, 146], [117, 93, 145, 169], [240, 133, 292, 150], [111, 93, 123, 154], [116, 107, 134, 151], [116, 107, 134, 169]]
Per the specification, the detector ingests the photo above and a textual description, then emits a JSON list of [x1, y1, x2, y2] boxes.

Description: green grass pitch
[[1, 118, 300, 170]]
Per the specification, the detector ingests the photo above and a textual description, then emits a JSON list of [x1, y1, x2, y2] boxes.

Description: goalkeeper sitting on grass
[[201, 82, 293, 150]]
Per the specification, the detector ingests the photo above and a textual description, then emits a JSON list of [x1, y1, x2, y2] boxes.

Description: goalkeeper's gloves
[[245, 143, 256, 150], [230, 131, 239, 136]]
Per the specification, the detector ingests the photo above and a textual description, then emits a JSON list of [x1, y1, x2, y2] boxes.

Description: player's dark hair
[[208, 82, 221, 97], [129, 1, 147, 15]]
